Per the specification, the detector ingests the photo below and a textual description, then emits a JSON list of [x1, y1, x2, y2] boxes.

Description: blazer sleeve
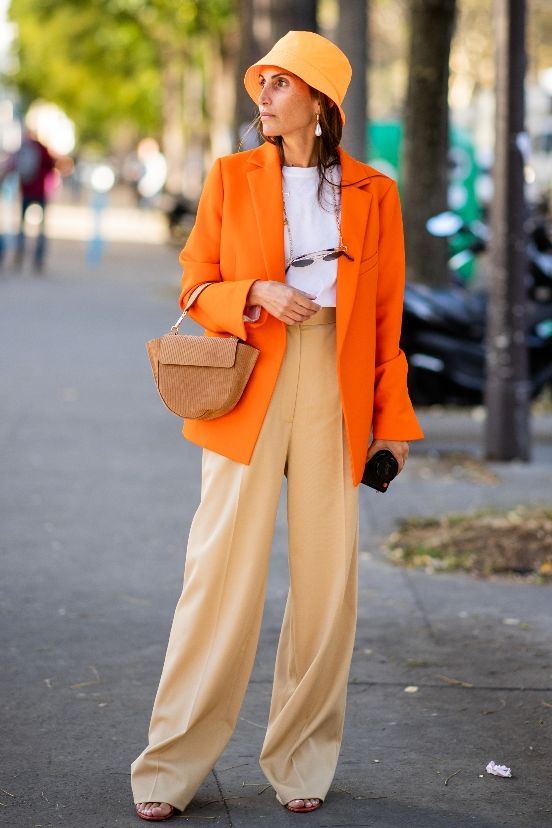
[[177, 157, 268, 340], [372, 180, 425, 441]]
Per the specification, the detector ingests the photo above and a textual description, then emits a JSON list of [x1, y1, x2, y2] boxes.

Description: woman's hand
[[366, 439, 409, 473], [247, 280, 320, 324]]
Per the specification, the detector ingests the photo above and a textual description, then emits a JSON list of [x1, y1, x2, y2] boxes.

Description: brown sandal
[[276, 793, 323, 812], [135, 802, 175, 821]]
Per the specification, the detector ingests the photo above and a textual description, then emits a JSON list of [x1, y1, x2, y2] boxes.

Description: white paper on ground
[[486, 761, 512, 777]]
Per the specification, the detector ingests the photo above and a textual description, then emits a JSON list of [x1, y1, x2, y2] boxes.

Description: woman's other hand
[[247, 280, 320, 324], [366, 439, 409, 473]]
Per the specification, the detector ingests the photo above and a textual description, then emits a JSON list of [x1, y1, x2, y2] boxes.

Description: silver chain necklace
[[282, 166, 343, 268]]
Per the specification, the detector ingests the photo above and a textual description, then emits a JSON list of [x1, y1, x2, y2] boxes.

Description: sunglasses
[[285, 246, 355, 274]]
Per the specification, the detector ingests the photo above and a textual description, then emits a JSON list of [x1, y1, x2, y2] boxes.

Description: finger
[[291, 290, 320, 309], [293, 289, 317, 299], [265, 300, 303, 321], [280, 310, 306, 324], [292, 307, 319, 320], [287, 305, 316, 321], [294, 296, 321, 311]]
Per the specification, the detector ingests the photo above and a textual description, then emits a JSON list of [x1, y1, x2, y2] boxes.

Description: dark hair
[[239, 89, 344, 207]]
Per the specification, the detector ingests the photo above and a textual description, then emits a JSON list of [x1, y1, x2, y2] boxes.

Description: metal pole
[[484, 0, 530, 461]]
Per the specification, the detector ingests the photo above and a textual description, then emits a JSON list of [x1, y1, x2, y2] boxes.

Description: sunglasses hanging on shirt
[[285, 246, 354, 273], [282, 167, 355, 275]]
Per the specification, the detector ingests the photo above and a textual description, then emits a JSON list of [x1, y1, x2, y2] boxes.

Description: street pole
[[484, 0, 531, 461]]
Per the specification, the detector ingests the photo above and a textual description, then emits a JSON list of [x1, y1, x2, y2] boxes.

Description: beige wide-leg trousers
[[131, 307, 360, 811]]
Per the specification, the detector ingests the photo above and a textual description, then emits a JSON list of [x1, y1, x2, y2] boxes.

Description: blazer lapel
[[246, 142, 286, 282], [245, 141, 378, 356], [335, 146, 375, 357]]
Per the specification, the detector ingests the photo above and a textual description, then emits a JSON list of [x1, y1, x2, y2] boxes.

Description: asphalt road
[[1, 236, 551, 827]]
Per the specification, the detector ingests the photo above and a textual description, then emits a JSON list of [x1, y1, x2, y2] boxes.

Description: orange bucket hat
[[243, 30, 352, 126]]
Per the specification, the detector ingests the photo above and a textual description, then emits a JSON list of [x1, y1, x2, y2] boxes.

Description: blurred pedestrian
[[131, 30, 424, 822], [0, 129, 55, 270], [136, 138, 167, 205]]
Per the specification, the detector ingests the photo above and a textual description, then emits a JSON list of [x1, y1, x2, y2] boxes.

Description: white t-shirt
[[282, 163, 340, 306], [243, 163, 342, 321]]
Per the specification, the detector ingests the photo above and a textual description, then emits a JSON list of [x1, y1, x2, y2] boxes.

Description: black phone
[[361, 449, 399, 492]]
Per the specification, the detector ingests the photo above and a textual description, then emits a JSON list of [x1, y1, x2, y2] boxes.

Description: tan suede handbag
[[146, 282, 260, 420]]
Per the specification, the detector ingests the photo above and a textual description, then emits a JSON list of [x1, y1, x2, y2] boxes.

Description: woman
[[132, 30, 424, 821]]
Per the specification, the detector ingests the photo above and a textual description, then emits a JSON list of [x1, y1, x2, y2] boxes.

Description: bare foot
[[135, 801, 174, 820], [286, 798, 321, 810]]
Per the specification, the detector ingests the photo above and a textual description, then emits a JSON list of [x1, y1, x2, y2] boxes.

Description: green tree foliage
[[8, 0, 233, 147]]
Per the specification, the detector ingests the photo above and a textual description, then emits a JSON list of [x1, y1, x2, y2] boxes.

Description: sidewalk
[[0, 236, 550, 827]]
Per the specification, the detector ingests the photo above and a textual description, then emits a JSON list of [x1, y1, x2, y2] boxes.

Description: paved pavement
[[1, 235, 551, 828]]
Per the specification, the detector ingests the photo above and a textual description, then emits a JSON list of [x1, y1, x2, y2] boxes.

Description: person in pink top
[[0, 129, 55, 270]]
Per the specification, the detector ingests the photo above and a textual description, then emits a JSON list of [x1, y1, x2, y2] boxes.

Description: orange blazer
[[177, 140, 424, 486]]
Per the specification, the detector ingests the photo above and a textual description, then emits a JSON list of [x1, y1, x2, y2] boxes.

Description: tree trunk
[[484, 0, 530, 461], [336, 0, 368, 161], [207, 31, 236, 159], [160, 50, 186, 194], [266, 0, 317, 42], [233, 0, 317, 151], [234, 0, 259, 150], [402, 0, 456, 286], [182, 62, 207, 199]]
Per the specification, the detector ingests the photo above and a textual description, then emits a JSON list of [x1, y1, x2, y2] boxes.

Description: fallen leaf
[[434, 673, 473, 688]]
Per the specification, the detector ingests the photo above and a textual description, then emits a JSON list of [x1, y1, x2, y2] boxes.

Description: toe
[[137, 801, 172, 817], [283, 796, 322, 811]]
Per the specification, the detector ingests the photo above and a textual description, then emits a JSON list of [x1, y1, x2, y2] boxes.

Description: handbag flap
[[159, 333, 238, 368]]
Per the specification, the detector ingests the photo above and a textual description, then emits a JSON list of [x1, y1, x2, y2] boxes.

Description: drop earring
[[315, 113, 322, 137]]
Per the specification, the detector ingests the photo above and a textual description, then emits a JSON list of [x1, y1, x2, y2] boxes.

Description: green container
[[367, 120, 481, 281]]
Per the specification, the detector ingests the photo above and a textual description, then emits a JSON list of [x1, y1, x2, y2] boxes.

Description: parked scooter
[[527, 216, 552, 303], [401, 211, 552, 406], [426, 210, 552, 298]]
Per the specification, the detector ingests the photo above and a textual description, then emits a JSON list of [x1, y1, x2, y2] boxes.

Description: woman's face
[[256, 65, 319, 139]]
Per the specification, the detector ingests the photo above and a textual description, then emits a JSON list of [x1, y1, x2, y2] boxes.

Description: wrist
[[247, 279, 265, 306]]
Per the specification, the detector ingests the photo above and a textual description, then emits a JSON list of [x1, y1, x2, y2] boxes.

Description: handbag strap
[[170, 282, 216, 334]]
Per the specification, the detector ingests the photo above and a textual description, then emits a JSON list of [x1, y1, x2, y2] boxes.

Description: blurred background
[[0, 0, 550, 250], [1, 1, 551, 424]]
